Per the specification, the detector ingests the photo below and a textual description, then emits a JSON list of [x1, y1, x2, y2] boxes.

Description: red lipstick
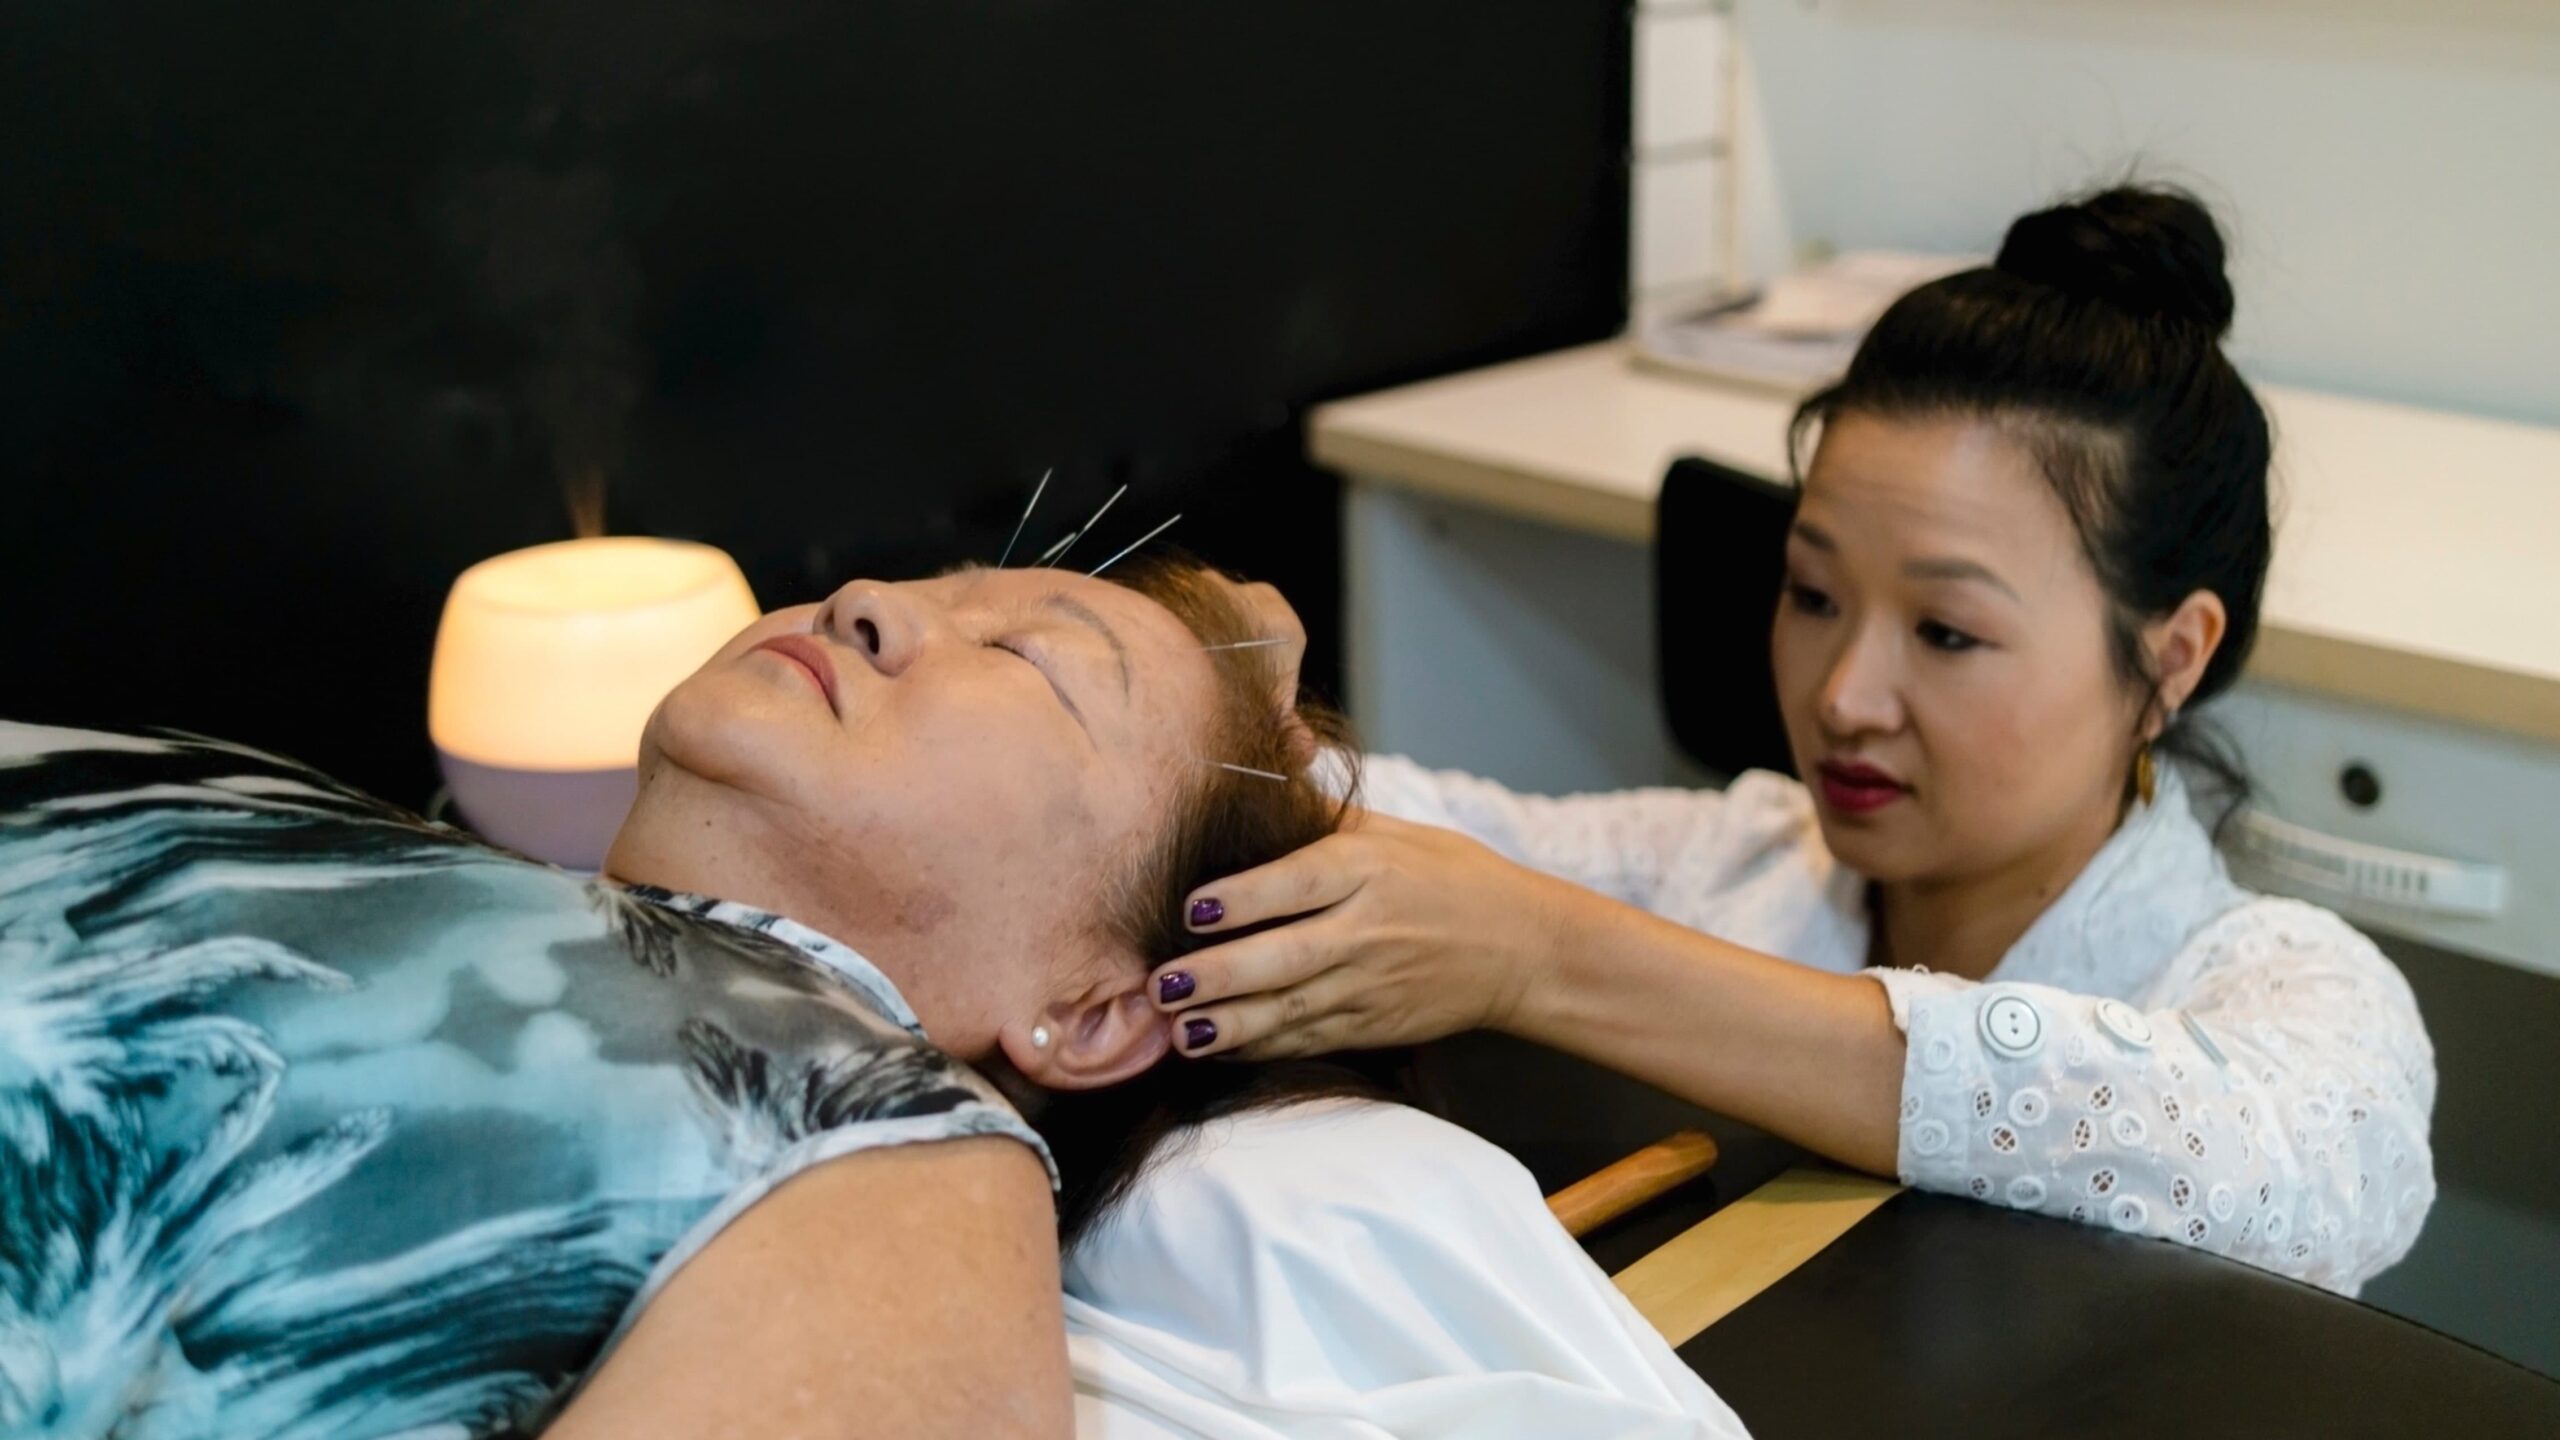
[[753, 634, 840, 715], [1817, 759, 1908, 816]]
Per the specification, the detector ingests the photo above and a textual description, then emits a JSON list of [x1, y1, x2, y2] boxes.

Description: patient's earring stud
[[1030, 1024, 1052, 1051]]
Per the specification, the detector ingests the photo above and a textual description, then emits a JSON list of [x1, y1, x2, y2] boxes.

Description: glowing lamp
[[429, 537, 759, 868]]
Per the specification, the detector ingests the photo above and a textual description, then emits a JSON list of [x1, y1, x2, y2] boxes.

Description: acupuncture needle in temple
[[1087, 513, 1182, 578]]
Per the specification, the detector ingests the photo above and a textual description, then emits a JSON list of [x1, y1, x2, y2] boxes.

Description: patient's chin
[[649, 676, 810, 789]]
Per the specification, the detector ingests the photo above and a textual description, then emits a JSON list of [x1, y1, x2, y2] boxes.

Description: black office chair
[[1654, 455, 1799, 779]]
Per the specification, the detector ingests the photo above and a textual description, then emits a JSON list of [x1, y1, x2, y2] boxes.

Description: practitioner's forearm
[[1501, 885, 1906, 1176]]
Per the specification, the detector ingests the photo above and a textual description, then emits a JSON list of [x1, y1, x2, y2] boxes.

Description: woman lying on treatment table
[[1, 557, 1743, 1439]]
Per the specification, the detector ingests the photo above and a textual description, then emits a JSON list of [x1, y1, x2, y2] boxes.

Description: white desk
[[1313, 342, 2560, 747], [1311, 341, 2560, 980]]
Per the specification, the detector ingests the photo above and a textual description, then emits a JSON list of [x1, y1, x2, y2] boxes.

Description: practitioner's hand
[[1153, 811, 1583, 1060]]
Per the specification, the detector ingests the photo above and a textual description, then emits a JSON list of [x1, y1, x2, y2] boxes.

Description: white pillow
[[1063, 1098, 1751, 1439]]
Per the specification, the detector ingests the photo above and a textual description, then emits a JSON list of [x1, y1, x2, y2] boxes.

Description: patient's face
[[1771, 411, 2142, 889], [617, 565, 1221, 1054]]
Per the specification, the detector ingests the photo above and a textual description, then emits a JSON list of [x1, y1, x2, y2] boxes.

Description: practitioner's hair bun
[[1995, 185, 2237, 335]]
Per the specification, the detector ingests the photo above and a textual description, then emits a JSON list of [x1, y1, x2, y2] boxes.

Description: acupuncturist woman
[[1154, 186, 2437, 1293]]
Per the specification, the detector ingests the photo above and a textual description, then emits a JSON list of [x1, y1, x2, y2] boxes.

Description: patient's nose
[[818, 581, 925, 678]]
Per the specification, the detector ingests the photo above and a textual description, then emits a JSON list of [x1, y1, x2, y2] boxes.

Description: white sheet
[[1064, 1100, 1751, 1439]]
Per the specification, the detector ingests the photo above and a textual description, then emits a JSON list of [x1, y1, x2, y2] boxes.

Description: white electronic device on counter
[[2226, 809, 2508, 920], [2216, 683, 2554, 978]]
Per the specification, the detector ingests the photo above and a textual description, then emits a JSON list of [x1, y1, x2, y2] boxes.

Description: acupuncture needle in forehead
[[1036, 484, 1128, 568], [1087, 513, 1182, 578], [994, 467, 1053, 568], [1200, 637, 1290, 652]]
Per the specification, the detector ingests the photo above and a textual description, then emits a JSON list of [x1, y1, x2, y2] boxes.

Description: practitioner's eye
[[1786, 582, 1838, 619], [1918, 620, 1984, 654]]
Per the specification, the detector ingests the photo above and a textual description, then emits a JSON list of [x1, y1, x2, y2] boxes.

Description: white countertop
[[1310, 343, 2560, 747]]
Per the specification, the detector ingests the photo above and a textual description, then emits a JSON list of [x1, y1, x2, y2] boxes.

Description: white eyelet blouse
[[1358, 755, 2439, 1295]]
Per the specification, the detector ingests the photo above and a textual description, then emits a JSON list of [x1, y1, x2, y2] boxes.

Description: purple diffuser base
[[436, 751, 638, 872]]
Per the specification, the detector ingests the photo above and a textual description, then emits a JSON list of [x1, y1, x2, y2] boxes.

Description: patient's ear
[[998, 969, 1171, 1091]]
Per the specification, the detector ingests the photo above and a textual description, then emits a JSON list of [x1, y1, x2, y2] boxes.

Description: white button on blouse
[[1981, 993, 2047, 1059], [2096, 998, 2157, 1049]]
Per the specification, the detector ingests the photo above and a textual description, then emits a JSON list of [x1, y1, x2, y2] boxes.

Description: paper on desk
[[1738, 252, 1980, 338], [1633, 251, 1981, 393]]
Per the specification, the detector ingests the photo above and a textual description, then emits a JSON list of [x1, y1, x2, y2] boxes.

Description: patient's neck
[[606, 776, 1024, 1060]]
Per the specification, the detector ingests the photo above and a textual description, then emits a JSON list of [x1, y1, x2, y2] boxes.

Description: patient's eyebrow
[[1043, 594, 1133, 697]]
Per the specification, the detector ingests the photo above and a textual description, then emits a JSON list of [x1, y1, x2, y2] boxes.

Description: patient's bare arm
[[547, 1137, 1069, 1440]]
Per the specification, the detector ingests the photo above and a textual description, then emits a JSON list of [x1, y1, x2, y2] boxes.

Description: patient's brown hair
[[1034, 553, 1410, 1246]]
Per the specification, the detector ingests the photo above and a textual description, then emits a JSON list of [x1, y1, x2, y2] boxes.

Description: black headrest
[[1654, 456, 1798, 779]]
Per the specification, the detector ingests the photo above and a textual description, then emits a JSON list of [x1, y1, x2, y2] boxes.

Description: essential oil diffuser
[[428, 537, 759, 868]]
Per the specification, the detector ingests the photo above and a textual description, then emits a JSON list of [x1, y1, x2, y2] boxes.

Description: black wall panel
[[0, 1, 1628, 802]]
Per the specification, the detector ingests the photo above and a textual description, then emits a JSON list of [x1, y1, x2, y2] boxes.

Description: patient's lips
[[752, 634, 841, 716], [1816, 758, 1908, 817]]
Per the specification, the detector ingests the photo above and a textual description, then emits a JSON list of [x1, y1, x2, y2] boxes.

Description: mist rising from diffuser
[[565, 465, 607, 540], [446, 160, 638, 546]]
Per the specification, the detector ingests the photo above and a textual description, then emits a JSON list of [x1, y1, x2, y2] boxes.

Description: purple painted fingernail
[[1158, 970, 1197, 1004], [1188, 897, 1225, 928], [1183, 1017, 1218, 1051]]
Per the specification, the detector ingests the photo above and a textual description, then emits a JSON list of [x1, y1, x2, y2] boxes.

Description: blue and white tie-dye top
[[0, 721, 1054, 1439]]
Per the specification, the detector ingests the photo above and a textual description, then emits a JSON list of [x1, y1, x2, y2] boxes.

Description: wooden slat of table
[[1612, 1166, 1903, 1347]]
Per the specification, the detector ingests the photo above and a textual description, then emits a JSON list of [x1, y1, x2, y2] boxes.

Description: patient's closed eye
[[994, 634, 1089, 728]]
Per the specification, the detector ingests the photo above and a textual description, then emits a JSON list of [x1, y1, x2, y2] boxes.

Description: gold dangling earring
[[2134, 743, 2158, 807]]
